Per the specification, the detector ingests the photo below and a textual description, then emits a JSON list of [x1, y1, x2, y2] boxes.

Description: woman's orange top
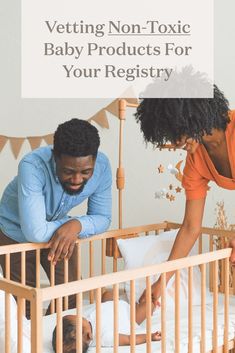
[[182, 110, 235, 200]]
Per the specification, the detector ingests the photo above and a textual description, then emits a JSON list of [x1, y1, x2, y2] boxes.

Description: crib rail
[[0, 222, 234, 303], [40, 248, 231, 299], [1, 222, 234, 259], [0, 246, 234, 353]]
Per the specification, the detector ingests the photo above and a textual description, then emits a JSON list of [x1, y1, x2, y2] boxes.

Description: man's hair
[[54, 118, 100, 158], [135, 85, 230, 146], [52, 317, 89, 353]]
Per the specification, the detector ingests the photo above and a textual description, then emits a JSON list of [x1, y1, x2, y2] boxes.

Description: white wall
[[1, 0, 235, 234]]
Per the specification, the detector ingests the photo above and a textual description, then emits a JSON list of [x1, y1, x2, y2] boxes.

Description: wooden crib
[[0, 221, 234, 353]]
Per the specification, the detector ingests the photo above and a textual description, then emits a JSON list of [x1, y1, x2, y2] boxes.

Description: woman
[[135, 85, 235, 303]]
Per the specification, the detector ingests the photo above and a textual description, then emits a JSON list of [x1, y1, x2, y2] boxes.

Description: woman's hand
[[139, 281, 161, 307]]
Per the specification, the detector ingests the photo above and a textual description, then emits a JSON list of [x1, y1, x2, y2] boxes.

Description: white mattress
[[42, 295, 235, 353]]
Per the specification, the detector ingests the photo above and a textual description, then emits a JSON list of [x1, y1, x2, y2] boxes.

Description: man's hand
[[230, 237, 235, 265], [139, 280, 161, 307], [47, 220, 82, 264]]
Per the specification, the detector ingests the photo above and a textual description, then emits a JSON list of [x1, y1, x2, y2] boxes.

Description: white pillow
[[117, 229, 211, 309], [0, 274, 31, 353]]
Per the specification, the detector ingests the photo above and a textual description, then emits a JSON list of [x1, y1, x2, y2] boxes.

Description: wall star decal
[[175, 186, 182, 193], [157, 164, 164, 173]]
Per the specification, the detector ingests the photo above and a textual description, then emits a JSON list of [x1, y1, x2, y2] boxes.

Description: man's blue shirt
[[0, 146, 112, 243]]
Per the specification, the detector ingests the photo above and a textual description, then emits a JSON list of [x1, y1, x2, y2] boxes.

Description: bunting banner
[[9, 137, 25, 159], [89, 110, 109, 129], [121, 87, 139, 106], [27, 136, 43, 150], [43, 134, 54, 145], [0, 136, 8, 153], [105, 99, 119, 117], [0, 96, 139, 159]]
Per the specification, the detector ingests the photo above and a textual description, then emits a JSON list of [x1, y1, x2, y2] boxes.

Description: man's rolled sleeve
[[77, 215, 111, 238], [18, 161, 71, 242]]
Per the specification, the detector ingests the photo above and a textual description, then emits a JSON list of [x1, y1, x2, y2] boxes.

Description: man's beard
[[61, 180, 87, 195]]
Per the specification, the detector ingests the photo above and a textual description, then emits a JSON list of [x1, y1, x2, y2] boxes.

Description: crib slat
[[220, 238, 225, 292], [161, 272, 166, 353], [64, 258, 69, 310], [31, 290, 43, 353], [76, 243, 81, 280], [5, 292, 10, 353], [188, 267, 193, 353], [209, 235, 213, 292], [76, 293, 83, 353], [146, 276, 152, 353], [89, 242, 94, 304], [130, 280, 136, 353], [113, 283, 119, 353], [213, 260, 218, 353], [21, 251, 26, 285], [223, 257, 229, 353], [113, 257, 118, 273], [101, 239, 106, 295], [102, 239, 106, 275], [36, 249, 41, 288], [5, 254, 11, 353], [199, 234, 203, 254], [96, 288, 102, 353], [175, 270, 180, 353], [5, 253, 10, 280], [50, 262, 55, 314], [17, 297, 24, 353], [200, 263, 206, 353], [56, 297, 63, 353], [21, 251, 26, 317], [76, 241, 82, 353], [233, 265, 235, 295]]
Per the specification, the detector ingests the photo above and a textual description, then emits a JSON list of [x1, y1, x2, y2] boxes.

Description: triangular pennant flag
[[105, 99, 119, 117], [90, 110, 109, 129], [0, 135, 8, 153], [27, 136, 43, 150], [43, 134, 54, 145], [120, 87, 139, 105], [125, 97, 139, 105], [9, 137, 25, 159]]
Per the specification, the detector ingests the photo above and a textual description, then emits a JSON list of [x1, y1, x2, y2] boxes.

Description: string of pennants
[[0, 96, 138, 159]]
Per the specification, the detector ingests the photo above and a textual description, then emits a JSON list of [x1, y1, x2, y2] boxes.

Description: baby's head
[[52, 315, 93, 353]]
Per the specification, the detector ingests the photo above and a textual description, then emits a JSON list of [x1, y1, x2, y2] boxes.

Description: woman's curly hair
[[135, 85, 230, 146]]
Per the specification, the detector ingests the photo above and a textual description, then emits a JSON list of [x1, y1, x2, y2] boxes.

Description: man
[[0, 118, 112, 316], [135, 85, 235, 304]]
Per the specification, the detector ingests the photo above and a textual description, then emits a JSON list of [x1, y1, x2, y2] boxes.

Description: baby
[[52, 291, 161, 352]]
